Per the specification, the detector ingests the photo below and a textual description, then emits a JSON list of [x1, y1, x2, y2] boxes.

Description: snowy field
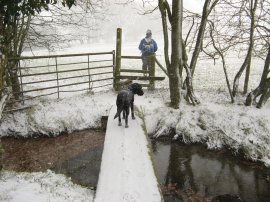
[[18, 42, 264, 98], [1, 43, 269, 201]]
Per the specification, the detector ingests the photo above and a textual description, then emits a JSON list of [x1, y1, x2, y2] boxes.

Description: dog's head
[[129, 83, 144, 96]]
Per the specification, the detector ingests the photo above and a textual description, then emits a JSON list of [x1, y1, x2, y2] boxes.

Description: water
[[3, 133, 270, 201], [53, 145, 103, 188], [152, 141, 270, 202], [1, 130, 105, 188]]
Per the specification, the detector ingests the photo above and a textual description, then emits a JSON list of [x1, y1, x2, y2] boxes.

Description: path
[[94, 106, 162, 202]]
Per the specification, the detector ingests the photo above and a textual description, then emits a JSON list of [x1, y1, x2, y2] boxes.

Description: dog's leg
[[125, 108, 129, 128], [131, 102, 135, 119], [118, 112, 122, 126], [123, 110, 126, 119]]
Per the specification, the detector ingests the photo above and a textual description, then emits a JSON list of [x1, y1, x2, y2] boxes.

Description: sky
[[183, 0, 204, 13], [94, 0, 205, 43], [30, 0, 206, 49]]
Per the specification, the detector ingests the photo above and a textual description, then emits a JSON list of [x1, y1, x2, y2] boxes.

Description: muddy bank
[[1, 129, 105, 172], [1, 129, 105, 187]]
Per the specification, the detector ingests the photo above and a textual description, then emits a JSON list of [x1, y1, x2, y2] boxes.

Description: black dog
[[114, 83, 144, 128]]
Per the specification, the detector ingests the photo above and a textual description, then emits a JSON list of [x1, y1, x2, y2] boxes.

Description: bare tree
[[0, 0, 77, 86], [0, 0, 103, 99], [232, 0, 259, 97], [0, 13, 31, 99], [26, 3, 102, 51], [189, 0, 219, 76], [176, 0, 220, 105], [181, 40, 200, 105], [208, 20, 234, 103], [158, 0, 183, 108]]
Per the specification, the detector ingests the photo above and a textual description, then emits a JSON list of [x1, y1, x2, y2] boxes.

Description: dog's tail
[[114, 106, 123, 119]]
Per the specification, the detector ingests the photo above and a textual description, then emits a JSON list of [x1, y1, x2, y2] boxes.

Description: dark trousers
[[141, 53, 153, 71]]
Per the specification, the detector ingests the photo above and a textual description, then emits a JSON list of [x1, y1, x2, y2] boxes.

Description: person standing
[[138, 29, 158, 75]]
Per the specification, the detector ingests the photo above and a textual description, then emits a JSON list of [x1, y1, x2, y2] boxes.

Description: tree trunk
[[245, 44, 270, 108], [209, 22, 234, 103], [1, 13, 31, 100], [159, 0, 170, 71], [232, 0, 258, 97], [159, 0, 181, 108], [0, 54, 4, 89], [0, 87, 10, 119], [190, 0, 212, 76], [256, 78, 270, 108], [169, 0, 182, 108], [8, 60, 21, 100], [243, 58, 251, 94], [183, 0, 217, 98], [182, 40, 200, 105]]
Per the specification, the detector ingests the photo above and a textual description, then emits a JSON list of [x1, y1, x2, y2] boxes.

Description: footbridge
[[94, 106, 163, 202]]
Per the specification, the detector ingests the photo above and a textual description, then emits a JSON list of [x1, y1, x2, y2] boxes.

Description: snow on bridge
[[94, 106, 163, 202]]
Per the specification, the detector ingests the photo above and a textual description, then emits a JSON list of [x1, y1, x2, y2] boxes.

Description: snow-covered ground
[[1, 88, 270, 167], [1, 42, 270, 201], [0, 170, 94, 202]]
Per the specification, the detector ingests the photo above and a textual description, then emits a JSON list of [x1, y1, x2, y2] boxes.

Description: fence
[[8, 51, 115, 104], [113, 28, 166, 91]]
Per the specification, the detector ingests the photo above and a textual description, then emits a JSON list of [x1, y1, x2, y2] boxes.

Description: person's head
[[146, 29, 152, 38]]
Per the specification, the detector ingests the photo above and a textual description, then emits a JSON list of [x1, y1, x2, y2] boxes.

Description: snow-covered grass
[[0, 90, 114, 137], [0, 43, 269, 201], [1, 88, 270, 166], [19, 42, 265, 98], [144, 90, 270, 167], [0, 170, 94, 202]]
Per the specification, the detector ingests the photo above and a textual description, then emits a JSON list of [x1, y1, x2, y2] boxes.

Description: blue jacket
[[139, 38, 158, 55]]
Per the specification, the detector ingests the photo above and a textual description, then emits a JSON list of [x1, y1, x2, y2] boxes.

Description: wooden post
[[87, 55, 92, 91], [114, 28, 122, 91], [149, 54, 155, 90], [18, 60, 24, 104], [112, 50, 115, 73], [55, 57, 60, 98]]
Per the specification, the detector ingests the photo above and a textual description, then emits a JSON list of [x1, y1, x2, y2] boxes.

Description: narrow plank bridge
[[94, 106, 163, 202]]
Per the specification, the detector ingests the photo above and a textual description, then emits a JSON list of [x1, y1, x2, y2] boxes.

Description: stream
[[152, 141, 270, 202], [2, 132, 270, 201]]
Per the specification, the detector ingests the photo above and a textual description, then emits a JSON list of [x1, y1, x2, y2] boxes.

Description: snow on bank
[[143, 91, 270, 167], [0, 170, 94, 202], [0, 89, 270, 166], [0, 91, 114, 137]]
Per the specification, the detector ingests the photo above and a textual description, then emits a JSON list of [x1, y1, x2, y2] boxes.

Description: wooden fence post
[[114, 28, 122, 91], [87, 54, 92, 91], [55, 57, 60, 99], [149, 54, 155, 90]]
